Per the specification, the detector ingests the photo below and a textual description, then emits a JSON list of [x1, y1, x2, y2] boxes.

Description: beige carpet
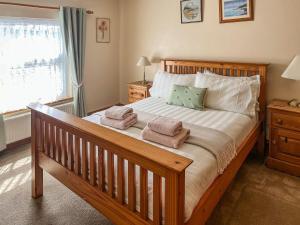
[[1, 145, 300, 225], [227, 187, 300, 225]]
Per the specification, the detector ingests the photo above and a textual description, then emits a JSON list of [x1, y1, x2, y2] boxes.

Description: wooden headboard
[[161, 59, 268, 121]]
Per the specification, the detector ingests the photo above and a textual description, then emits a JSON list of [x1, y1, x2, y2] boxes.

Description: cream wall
[[2, 0, 300, 110], [119, 0, 300, 104], [0, 0, 120, 113]]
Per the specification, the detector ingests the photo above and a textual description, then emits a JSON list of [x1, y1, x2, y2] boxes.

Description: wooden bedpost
[[31, 110, 43, 198], [161, 60, 167, 72], [165, 171, 185, 225], [256, 65, 268, 158]]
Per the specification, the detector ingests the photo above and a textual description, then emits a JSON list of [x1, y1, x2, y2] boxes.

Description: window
[[0, 18, 69, 114]]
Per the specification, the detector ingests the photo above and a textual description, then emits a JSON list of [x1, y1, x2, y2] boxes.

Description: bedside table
[[128, 81, 152, 103], [266, 100, 300, 176]]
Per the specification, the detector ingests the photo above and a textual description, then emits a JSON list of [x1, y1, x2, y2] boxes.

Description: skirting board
[[0, 137, 31, 154]]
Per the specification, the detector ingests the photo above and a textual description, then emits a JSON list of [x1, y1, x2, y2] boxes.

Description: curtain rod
[[0, 2, 94, 14]]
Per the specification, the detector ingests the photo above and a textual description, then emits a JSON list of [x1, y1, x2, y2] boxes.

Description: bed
[[29, 59, 268, 225]]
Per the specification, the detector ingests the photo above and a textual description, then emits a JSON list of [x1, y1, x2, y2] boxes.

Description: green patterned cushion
[[167, 85, 207, 110]]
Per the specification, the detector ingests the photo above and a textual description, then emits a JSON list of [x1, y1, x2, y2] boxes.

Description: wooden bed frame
[[29, 59, 268, 225]]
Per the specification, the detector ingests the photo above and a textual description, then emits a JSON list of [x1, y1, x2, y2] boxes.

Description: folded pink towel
[[148, 116, 182, 137], [105, 106, 133, 120], [142, 126, 190, 149], [100, 113, 137, 130]]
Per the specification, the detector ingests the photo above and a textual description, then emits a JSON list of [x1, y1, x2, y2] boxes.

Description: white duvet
[[84, 97, 256, 222]]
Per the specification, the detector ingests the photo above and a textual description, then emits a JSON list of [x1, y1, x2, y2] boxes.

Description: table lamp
[[282, 55, 300, 107], [137, 56, 151, 84]]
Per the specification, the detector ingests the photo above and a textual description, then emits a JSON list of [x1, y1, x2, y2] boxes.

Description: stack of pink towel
[[142, 117, 190, 149], [100, 106, 137, 130]]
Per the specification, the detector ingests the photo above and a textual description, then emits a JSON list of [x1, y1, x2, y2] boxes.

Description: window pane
[[0, 18, 67, 113]]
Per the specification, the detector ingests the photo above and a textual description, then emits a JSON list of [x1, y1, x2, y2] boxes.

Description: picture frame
[[96, 18, 110, 43], [219, 0, 254, 23], [180, 0, 203, 24]]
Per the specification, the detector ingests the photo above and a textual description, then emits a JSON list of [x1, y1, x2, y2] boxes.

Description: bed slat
[[153, 174, 162, 225], [107, 151, 114, 197], [98, 147, 105, 191], [89, 143, 96, 186], [223, 68, 227, 75], [36, 118, 42, 153], [128, 162, 136, 212], [41, 120, 45, 154], [50, 124, 55, 159], [74, 136, 81, 175], [55, 127, 61, 163], [82, 140, 88, 180], [61, 130, 67, 167], [117, 157, 125, 204], [45, 121, 49, 156], [140, 167, 148, 219], [67, 133, 74, 171]]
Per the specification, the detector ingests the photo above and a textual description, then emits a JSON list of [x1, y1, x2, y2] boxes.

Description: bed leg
[[256, 128, 265, 159], [32, 160, 43, 199], [31, 111, 43, 199]]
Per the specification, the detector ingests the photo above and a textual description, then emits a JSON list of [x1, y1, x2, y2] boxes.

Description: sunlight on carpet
[[0, 155, 31, 194]]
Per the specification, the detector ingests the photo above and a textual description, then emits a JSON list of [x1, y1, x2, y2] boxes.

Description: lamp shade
[[282, 55, 300, 80], [136, 56, 151, 67]]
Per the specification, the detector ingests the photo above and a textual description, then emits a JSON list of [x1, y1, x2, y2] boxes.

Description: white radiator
[[4, 102, 74, 144]]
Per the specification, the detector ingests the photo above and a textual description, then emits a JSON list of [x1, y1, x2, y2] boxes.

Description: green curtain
[[60, 7, 87, 117], [0, 115, 6, 151]]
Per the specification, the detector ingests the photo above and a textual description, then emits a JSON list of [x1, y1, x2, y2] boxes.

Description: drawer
[[272, 112, 300, 131], [270, 128, 300, 165], [128, 87, 146, 99]]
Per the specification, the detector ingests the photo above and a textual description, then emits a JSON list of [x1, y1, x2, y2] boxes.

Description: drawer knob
[[276, 119, 283, 125], [280, 137, 288, 143]]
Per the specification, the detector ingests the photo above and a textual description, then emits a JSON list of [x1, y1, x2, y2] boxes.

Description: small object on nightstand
[[128, 81, 152, 103], [267, 99, 300, 176], [288, 99, 298, 107], [281, 55, 300, 107]]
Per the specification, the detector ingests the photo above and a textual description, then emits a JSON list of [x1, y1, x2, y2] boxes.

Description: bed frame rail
[[29, 103, 192, 225]]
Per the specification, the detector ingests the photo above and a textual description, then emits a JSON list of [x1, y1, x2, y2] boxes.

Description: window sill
[[2, 97, 74, 117]]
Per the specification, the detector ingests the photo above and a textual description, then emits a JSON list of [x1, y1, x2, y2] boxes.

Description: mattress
[[84, 97, 257, 222]]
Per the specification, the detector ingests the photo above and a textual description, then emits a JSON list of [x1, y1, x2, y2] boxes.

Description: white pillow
[[195, 71, 260, 117], [149, 70, 196, 100]]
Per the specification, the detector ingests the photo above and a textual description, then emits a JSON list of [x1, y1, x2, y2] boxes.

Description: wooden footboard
[[29, 103, 192, 225]]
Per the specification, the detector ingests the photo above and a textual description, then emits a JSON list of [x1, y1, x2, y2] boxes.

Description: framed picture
[[180, 0, 203, 24], [219, 0, 254, 23], [96, 18, 110, 43]]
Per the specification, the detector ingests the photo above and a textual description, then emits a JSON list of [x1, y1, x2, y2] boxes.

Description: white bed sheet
[[127, 97, 257, 148], [84, 97, 257, 222]]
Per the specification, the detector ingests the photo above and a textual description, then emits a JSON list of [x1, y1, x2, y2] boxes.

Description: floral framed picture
[[96, 18, 110, 43], [219, 0, 254, 23], [180, 0, 203, 24]]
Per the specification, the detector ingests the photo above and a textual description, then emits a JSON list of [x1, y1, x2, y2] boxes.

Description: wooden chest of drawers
[[128, 81, 152, 103], [267, 100, 300, 176]]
